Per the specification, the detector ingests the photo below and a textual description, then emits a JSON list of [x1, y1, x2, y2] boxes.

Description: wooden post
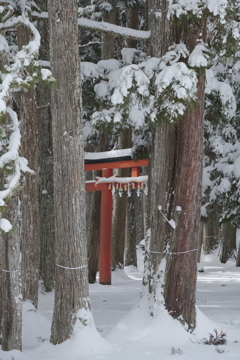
[[132, 166, 140, 177], [99, 168, 113, 285]]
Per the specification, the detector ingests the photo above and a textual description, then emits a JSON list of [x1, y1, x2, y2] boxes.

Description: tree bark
[[164, 75, 205, 330], [219, 222, 236, 263], [144, 0, 205, 331], [198, 221, 204, 263], [125, 192, 137, 267], [125, 3, 139, 49], [86, 1, 116, 283], [35, 0, 55, 293], [87, 187, 101, 283], [102, 0, 116, 59], [203, 203, 220, 254], [87, 134, 109, 283], [18, 25, 40, 308], [112, 129, 131, 270], [112, 189, 128, 270], [236, 239, 240, 267], [48, 0, 90, 344], [1, 196, 22, 351]]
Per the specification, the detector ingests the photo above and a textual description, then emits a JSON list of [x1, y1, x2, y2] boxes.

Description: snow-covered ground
[[1, 249, 240, 360]]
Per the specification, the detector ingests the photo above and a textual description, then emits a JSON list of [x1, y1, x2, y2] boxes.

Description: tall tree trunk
[[144, 0, 205, 331], [219, 222, 236, 263], [125, 3, 139, 48], [1, 195, 22, 351], [236, 238, 240, 267], [102, 0, 116, 59], [35, 0, 55, 293], [112, 189, 128, 270], [18, 26, 40, 308], [142, 165, 148, 244], [125, 193, 137, 267], [164, 75, 205, 330], [49, 0, 90, 344], [87, 1, 116, 283], [87, 187, 101, 283], [87, 135, 109, 283], [0, 231, 1, 345], [198, 221, 204, 263], [124, 2, 142, 269], [203, 203, 220, 254], [112, 129, 131, 270]]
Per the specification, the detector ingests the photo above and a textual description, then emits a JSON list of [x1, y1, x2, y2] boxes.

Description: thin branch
[[36, 102, 50, 109], [79, 41, 103, 48], [2, 7, 14, 23]]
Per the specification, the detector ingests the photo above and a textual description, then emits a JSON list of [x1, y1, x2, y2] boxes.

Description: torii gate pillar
[[99, 168, 113, 285]]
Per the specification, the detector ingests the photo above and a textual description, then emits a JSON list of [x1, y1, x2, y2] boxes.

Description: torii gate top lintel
[[84, 148, 148, 171]]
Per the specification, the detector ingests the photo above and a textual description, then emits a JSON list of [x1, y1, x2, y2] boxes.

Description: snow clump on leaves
[[153, 62, 198, 123], [111, 65, 150, 106]]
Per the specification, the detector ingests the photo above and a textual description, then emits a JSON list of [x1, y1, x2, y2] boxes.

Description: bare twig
[[79, 41, 103, 48]]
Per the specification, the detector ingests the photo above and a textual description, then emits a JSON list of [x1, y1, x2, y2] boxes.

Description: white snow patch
[[0, 218, 12, 232], [94, 81, 109, 97], [85, 148, 131, 160]]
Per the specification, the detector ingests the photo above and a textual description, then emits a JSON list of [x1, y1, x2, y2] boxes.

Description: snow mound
[[111, 268, 131, 283], [124, 265, 143, 281], [105, 296, 240, 360], [26, 320, 113, 360], [106, 296, 191, 348], [22, 300, 51, 350]]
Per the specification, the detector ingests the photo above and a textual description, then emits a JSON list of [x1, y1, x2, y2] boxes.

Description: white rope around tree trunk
[[55, 264, 88, 270]]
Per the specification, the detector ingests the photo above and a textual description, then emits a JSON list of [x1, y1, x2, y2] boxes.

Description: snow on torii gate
[[85, 149, 148, 285]]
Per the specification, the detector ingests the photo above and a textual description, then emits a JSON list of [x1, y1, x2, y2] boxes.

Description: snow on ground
[[1, 249, 240, 360]]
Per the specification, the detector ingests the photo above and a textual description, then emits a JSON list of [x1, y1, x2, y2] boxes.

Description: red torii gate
[[85, 149, 148, 285]]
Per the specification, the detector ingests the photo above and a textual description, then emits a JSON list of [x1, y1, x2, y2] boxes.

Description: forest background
[[0, 0, 239, 357]]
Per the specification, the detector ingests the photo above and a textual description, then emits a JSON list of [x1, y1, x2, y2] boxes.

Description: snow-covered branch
[[0, 6, 53, 217], [78, 18, 151, 40], [31, 11, 151, 40]]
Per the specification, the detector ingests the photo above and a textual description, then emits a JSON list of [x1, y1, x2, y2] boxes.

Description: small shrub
[[171, 347, 184, 355], [202, 329, 227, 345], [36, 337, 48, 343]]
